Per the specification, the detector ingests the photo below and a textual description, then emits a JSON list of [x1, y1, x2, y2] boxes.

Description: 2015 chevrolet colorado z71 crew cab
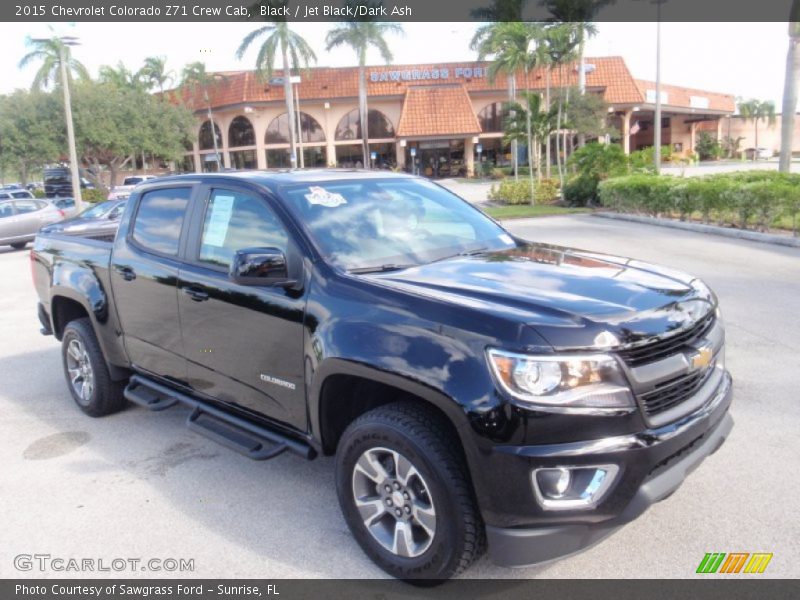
[[32, 170, 733, 580]]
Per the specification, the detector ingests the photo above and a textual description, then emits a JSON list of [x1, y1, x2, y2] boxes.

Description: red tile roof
[[634, 79, 735, 113], [396, 85, 481, 138], [169, 56, 733, 115]]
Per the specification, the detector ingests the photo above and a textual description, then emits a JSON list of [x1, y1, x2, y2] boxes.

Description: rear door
[[176, 184, 308, 430], [0, 200, 18, 243], [110, 185, 196, 382]]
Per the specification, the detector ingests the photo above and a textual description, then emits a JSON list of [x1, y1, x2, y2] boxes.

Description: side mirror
[[229, 247, 294, 287]]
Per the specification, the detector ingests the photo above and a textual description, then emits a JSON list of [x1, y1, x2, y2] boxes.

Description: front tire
[[61, 318, 126, 417], [335, 402, 485, 582]]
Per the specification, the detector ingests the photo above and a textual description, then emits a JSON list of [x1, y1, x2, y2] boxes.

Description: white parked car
[[107, 175, 158, 200]]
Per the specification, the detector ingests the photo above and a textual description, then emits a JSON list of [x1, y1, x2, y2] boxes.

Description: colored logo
[[696, 552, 773, 574]]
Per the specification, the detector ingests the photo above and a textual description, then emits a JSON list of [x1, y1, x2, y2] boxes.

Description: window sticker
[[305, 186, 347, 208], [204, 194, 235, 247]]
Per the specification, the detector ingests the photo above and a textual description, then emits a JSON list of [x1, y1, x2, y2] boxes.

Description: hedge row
[[488, 178, 561, 205], [598, 172, 800, 234]]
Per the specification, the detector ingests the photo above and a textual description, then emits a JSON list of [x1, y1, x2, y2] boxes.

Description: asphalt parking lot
[[1, 215, 798, 579]]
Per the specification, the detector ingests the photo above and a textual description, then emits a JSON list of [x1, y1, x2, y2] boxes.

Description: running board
[[123, 375, 316, 460]]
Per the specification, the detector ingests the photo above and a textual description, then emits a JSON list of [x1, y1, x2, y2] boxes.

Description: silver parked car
[[0, 197, 64, 249]]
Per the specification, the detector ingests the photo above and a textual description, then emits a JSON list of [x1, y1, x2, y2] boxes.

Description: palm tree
[[779, 7, 799, 173], [543, 0, 607, 148], [738, 99, 777, 160], [181, 61, 225, 171], [139, 56, 174, 96], [544, 24, 580, 188], [476, 22, 541, 201], [236, 1, 316, 169], [325, 1, 403, 168], [98, 62, 143, 89], [504, 94, 557, 185], [18, 36, 89, 91]]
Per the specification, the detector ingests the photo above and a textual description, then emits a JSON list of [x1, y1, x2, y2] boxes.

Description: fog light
[[533, 465, 619, 510]]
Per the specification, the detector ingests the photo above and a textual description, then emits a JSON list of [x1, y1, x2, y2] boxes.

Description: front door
[[177, 186, 308, 431], [110, 185, 195, 383]]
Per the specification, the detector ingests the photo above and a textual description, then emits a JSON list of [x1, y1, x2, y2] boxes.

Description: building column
[[689, 121, 698, 153], [192, 142, 201, 174], [465, 137, 475, 178], [324, 104, 336, 167], [395, 141, 406, 170], [622, 110, 633, 155], [716, 118, 723, 143]]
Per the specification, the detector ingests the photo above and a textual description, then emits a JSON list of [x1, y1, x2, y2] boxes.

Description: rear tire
[[10, 242, 27, 250], [61, 318, 127, 417], [335, 401, 485, 582]]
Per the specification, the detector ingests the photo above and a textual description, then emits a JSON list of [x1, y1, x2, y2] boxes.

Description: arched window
[[228, 116, 255, 147], [198, 120, 222, 150], [477, 102, 506, 133], [265, 112, 326, 145], [335, 109, 394, 141]]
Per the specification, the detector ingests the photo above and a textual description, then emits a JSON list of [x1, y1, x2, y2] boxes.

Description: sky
[[0, 22, 792, 109]]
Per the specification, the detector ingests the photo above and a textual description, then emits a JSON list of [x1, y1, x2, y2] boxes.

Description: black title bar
[[4, 0, 799, 22]]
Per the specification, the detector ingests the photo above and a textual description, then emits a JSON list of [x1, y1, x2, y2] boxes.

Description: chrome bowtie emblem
[[690, 343, 714, 371]]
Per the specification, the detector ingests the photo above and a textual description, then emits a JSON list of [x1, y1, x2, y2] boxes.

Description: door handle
[[114, 265, 136, 281], [182, 286, 209, 302]]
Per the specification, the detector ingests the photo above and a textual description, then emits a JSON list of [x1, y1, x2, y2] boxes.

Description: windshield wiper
[[347, 263, 417, 274], [430, 246, 490, 264]]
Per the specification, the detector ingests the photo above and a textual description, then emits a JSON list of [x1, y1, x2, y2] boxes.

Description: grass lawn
[[481, 204, 591, 220]]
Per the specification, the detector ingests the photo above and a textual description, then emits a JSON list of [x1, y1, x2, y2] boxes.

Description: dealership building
[[178, 56, 736, 176]]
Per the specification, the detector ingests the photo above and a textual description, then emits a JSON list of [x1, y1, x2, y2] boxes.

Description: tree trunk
[[509, 74, 518, 182], [359, 58, 370, 168], [578, 33, 587, 148], [754, 121, 759, 161], [525, 69, 536, 205], [282, 42, 298, 168], [555, 65, 565, 191], [545, 67, 552, 179], [780, 18, 799, 173]]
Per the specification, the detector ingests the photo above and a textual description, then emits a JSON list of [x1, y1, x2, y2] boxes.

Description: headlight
[[486, 349, 635, 413]]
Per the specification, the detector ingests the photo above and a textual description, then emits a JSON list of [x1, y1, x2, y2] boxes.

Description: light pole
[[653, 0, 667, 174], [33, 34, 82, 210]]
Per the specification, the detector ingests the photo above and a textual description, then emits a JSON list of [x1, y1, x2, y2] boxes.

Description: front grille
[[617, 312, 715, 367], [638, 367, 714, 416]]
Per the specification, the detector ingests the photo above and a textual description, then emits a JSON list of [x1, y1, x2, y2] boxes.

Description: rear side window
[[131, 188, 191, 256], [0, 202, 14, 218], [14, 199, 43, 214]]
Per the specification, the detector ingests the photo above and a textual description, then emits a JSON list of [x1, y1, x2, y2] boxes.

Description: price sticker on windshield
[[305, 186, 347, 208]]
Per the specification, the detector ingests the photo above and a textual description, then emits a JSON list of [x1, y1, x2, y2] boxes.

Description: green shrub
[[695, 132, 722, 161], [488, 178, 561, 205], [32, 188, 46, 199], [82, 188, 107, 203], [598, 170, 800, 232], [563, 175, 599, 206], [568, 142, 628, 181]]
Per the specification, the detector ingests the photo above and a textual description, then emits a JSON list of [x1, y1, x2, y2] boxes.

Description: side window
[[0, 202, 14, 218], [14, 199, 40, 214], [131, 187, 191, 256], [198, 189, 289, 269]]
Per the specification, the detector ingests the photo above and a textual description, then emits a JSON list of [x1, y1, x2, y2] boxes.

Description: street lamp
[[32, 34, 82, 210], [653, 0, 668, 174]]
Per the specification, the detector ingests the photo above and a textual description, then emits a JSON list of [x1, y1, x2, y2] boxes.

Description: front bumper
[[485, 370, 733, 567]]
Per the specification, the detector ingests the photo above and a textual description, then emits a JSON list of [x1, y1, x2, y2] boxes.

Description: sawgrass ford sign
[[370, 65, 486, 83]]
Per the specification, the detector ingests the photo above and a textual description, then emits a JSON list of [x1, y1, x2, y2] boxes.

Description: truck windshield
[[280, 178, 515, 271]]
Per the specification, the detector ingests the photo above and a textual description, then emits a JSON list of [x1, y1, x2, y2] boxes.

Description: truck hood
[[367, 242, 716, 349]]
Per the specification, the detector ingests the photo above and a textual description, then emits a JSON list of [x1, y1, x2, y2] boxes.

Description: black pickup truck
[[32, 170, 733, 580]]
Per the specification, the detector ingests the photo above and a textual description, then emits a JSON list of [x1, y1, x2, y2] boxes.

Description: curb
[[592, 212, 800, 249]]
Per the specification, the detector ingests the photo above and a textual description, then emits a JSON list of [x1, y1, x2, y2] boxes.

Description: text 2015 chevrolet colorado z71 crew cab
[[32, 170, 733, 580]]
